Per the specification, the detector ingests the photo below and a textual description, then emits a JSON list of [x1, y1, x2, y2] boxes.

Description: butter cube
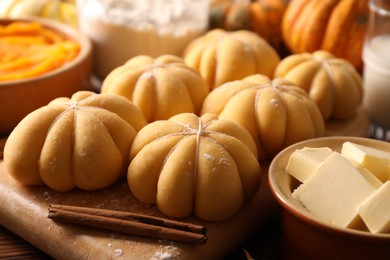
[[359, 181, 390, 233], [341, 141, 390, 182], [286, 147, 333, 183], [293, 152, 382, 228]]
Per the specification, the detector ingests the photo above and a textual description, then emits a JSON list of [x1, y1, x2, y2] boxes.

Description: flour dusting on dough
[[219, 157, 229, 165], [114, 248, 123, 256], [203, 153, 214, 162], [270, 98, 278, 106]]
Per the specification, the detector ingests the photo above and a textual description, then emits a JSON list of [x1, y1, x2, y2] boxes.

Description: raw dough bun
[[274, 50, 363, 120], [183, 29, 281, 89], [201, 74, 325, 160], [128, 113, 261, 222], [101, 54, 209, 123], [4, 91, 147, 192]]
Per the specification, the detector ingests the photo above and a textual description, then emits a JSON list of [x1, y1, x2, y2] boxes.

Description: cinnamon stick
[[49, 204, 206, 234], [48, 205, 207, 244]]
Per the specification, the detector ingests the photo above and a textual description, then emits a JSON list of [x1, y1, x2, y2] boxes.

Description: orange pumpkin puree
[[0, 21, 80, 81]]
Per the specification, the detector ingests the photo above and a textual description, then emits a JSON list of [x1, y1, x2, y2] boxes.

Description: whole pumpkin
[[0, 0, 78, 28], [209, 0, 288, 49], [282, 0, 369, 71]]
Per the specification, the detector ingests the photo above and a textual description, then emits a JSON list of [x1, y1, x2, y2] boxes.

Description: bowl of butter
[[269, 136, 390, 259]]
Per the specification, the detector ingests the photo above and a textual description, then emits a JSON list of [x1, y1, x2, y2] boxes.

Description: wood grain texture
[[0, 161, 278, 259]]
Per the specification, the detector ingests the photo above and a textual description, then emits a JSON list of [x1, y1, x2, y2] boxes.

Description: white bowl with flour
[[77, 0, 209, 80]]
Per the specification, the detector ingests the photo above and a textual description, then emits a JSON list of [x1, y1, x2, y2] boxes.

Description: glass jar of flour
[[77, 0, 209, 80]]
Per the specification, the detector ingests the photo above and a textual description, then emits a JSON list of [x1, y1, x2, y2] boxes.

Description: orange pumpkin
[[282, 0, 369, 71], [209, 0, 288, 49]]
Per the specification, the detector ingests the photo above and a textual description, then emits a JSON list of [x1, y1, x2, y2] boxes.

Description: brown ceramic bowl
[[0, 17, 92, 136], [269, 136, 390, 259]]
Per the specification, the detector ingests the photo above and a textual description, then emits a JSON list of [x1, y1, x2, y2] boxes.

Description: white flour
[[77, 0, 209, 79]]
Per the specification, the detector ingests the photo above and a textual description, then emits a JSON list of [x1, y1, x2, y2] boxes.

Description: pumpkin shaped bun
[[274, 51, 363, 120], [201, 75, 325, 160], [128, 113, 261, 222], [183, 29, 280, 89], [4, 91, 147, 192], [101, 55, 209, 123]]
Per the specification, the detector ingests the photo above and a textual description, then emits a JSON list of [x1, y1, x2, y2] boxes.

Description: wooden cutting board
[[0, 107, 370, 259], [0, 161, 278, 259], [325, 107, 371, 138]]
